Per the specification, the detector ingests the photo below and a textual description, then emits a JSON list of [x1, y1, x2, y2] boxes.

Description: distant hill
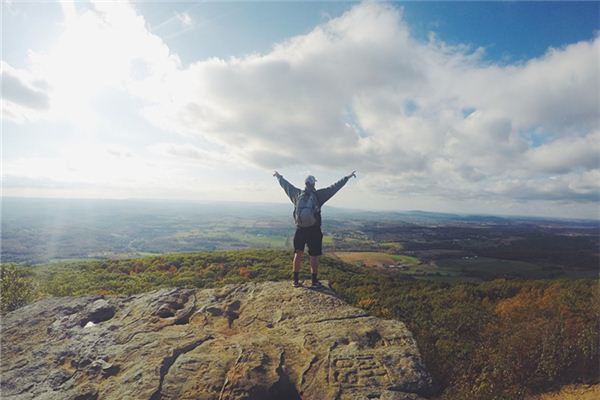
[[2, 197, 598, 265]]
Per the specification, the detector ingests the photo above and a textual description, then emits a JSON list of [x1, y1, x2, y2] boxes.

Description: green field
[[329, 253, 593, 282], [227, 232, 287, 248], [435, 257, 575, 280], [379, 241, 403, 251], [333, 237, 376, 247], [333, 251, 420, 267], [323, 235, 335, 246]]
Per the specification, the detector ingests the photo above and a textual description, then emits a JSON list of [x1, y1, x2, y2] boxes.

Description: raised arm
[[316, 171, 356, 205], [273, 171, 301, 203]]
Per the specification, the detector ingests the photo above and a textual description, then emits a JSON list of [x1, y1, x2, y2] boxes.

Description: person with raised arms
[[273, 170, 357, 287]]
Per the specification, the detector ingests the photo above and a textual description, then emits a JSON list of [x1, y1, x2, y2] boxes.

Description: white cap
[[305, 175, 317, 185]]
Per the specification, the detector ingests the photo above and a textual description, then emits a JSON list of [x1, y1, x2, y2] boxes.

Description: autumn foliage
[[1, 250, 597, 399], [358, 279, 600, 400], [239, 266, 251, 278], [459, 283, 600, 399]]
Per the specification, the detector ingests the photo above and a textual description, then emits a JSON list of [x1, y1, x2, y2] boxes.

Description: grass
[[227, 232, 286, 248], [330, 253, 584, 282], [379, 241, 404, 251], [334, 237, 376, 247], [435, 257, 570, 280], [333, 251, 420, 268], [323, 235, 335, 246]]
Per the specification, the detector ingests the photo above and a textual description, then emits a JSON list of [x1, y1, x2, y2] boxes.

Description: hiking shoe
[[311, 280, 323, 288], [292, 281, 302, 288]]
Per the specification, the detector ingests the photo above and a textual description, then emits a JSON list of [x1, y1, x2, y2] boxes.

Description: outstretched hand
[[273, 171, 281, 178], [346, 170, 357, 179]]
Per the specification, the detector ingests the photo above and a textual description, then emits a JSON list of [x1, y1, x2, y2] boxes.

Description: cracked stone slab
[[1, 281, 433, 400]]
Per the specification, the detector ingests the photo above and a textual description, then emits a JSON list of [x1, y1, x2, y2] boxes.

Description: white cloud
[[1, 61, 51, 122], [3, 1, 599, 213], [148, 142, 235, 168], [525, 131, 600, 174], [2, 143, 207, 199], [137, 2, 598, 205], [176, 12, 193, 27], [3, 0, 180, 126]]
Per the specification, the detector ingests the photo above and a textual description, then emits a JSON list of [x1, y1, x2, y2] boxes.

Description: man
[[273, 170, 357, 287]]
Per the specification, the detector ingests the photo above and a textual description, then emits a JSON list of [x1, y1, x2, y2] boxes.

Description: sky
[[2, 1, 599, 219]]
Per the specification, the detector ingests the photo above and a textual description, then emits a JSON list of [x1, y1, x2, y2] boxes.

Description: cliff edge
[[1, 281, 432, 400]]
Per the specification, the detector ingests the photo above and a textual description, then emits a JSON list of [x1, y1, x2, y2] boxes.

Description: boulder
[[1, 281, 433, 399]]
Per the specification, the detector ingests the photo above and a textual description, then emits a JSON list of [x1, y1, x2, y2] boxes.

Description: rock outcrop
[[1, 281, 432, 400]]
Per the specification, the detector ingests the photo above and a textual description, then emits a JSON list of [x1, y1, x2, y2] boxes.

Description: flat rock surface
[[1, 281, 432, 400]]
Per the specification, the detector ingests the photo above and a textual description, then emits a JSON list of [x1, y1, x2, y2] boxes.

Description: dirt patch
[[526, 384, 600, 400]]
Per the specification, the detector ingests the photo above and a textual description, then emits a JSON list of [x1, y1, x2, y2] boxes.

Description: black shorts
[[293, 226, 323, 256]]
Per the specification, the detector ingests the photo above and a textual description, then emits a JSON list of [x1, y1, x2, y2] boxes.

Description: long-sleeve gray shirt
[[277, 175, 350, 227]]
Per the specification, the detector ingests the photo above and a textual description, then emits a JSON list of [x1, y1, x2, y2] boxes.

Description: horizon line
[[2, 195, 599, 222]]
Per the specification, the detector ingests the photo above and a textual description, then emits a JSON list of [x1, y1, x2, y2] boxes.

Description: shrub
[[1, 264, 37, 314]]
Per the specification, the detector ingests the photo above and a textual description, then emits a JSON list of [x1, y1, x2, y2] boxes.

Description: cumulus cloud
[[3, 1, 599, 209], [486, 171, 600, 203], [4, 0, 180, 125], [525, 131, 600, 174], [1, 68, 49, 109], [1, 62, 51, 122], [135, 2, 598, 204]]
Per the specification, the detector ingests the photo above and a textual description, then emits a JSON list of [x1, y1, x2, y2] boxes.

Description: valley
[[2, 198, 597, 282]]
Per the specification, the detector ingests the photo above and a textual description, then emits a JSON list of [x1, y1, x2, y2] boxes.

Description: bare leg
[[293, 251, 303, 272], [310, 256, 319, 275]]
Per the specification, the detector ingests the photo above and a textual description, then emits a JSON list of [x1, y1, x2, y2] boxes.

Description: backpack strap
[[310, 191, 320, 212]]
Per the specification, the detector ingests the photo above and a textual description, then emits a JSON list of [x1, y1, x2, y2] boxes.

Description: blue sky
[[2, 1, 599, 218], [5, 1, 598, 69]]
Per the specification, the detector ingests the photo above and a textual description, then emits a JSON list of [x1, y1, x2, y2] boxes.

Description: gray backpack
[[294, 191, 320, 227]]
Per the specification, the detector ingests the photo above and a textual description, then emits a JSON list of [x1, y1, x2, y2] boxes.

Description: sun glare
[[31, 1, 174, 128]]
